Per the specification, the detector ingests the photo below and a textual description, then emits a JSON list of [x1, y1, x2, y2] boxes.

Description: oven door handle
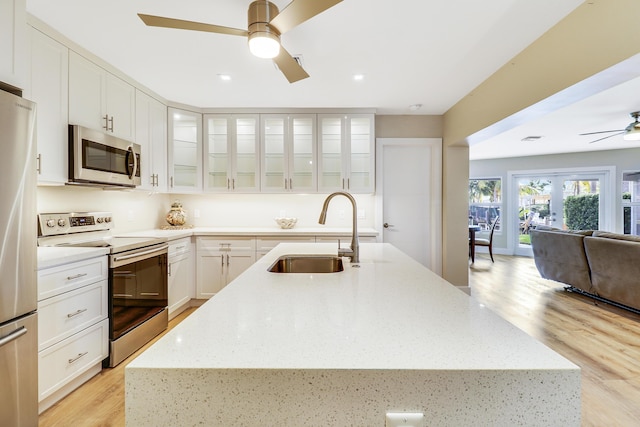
[[112, 244, 168, 266]]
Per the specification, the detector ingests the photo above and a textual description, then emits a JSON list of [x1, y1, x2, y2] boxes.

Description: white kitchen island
[[125, 243, 580, 426]]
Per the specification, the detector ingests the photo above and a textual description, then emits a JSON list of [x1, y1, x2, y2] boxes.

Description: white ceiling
[[30, 0, 636, 161]]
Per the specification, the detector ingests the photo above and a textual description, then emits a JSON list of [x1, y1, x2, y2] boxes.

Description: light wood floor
[[470, 254, 640, 427], [38, 307, 197, 427], [39, 256, 640, 426]]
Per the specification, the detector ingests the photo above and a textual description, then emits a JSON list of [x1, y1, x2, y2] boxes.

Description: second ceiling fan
[[138, 0, 343, 83]]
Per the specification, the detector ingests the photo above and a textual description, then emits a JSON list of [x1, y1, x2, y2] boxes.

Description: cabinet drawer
[[169, 237, 191, 258], [256, 237, 316, 252], [37, 280, 108, 351], [38, 256, 108, 301], [197, 237, 256, 252], [38, 318, 109, 402]]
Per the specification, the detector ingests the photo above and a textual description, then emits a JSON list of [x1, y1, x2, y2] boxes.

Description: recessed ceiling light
[[409, 104, 422, 111], [353, 74, 364, 81], [217, 74, 232, 81]]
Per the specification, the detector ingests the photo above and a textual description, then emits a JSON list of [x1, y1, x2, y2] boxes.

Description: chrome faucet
[[318, 191, 359, 263]]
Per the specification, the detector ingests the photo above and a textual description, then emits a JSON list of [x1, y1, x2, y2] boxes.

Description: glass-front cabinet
[[168, 108, 202, 192], [318, 114, 375, 193], [261, 114, 316, 193], [204, 114, 259, 192]]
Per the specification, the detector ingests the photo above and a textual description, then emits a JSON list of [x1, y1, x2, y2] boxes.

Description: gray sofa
[[530, 228, 640, 313]]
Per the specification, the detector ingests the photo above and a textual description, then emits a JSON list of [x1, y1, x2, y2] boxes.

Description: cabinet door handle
[[226, 253, 230, 266], [342, 178, 345, 189], [227, 178, 230, 190], [347, 178, 350, 189], [103, 115, 109, 130], [168, 263, 172, 276], [284, 178, 288, 190], [232, 179, 235, 190], [289, 178, 292, 190], [170, 176, 174, 188], [66, 273, 87, 281], [108, 116, 114, 132], [140, 292, 160, 296], [68, 351, 89, 364], [37, 154, 42, 174], [67, 308, 88, 318]]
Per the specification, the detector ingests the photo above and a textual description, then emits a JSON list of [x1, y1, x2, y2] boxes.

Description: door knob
[[383, 223, 394, 228]]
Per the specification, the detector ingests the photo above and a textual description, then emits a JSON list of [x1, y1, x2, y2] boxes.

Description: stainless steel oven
[[68, 125, 141, 188], [107, 238, 168, 367], [38, 212, 168, 368]]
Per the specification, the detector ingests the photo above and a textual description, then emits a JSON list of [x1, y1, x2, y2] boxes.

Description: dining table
[[469, 224, 481, 263]]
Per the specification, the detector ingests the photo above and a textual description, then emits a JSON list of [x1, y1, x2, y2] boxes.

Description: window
[[622, 171, 640, 235], [469, 178, 501, 231]]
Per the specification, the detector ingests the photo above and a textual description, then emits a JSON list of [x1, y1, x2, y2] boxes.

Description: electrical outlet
[[385, 412, 424, 427], [194, 209, 201, 218]]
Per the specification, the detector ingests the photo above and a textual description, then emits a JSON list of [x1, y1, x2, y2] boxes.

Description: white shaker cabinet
[[0, 0, 27, 89], [168, 108, 203, 192], [27, 27, 69, 185], [168, 237, 194, 319], [196, 237, 255, 299], [261, 114, 317, 193], [204, 114, 260, 192], [68, 51, 135, 141], [37, 255, 109, 414], [318, 114, 375, 193], [136, 90, 167, 191]]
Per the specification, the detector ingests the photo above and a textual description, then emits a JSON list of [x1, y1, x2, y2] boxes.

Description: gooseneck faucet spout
[[318, 191, 359, 263]]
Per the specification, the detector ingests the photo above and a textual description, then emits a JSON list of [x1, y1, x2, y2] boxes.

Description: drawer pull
[[67, 308, 88, 318], [175, 245, 185, 250], [139, 292, 160, 296], [114, 293, 133, 298], [66, 273, 88, 281], [68, 351, 89, 364]]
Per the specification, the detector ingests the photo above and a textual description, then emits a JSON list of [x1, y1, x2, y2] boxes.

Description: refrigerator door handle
[[0, 326, 27, 348]]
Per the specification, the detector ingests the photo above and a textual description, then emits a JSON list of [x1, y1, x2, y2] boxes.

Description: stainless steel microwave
[[68, 125, 141, 188]]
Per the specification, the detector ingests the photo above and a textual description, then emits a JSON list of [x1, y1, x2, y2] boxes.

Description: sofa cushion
[[530, 229, 592, 291], [591, 231, 640, 242], [583, 236, 640, 308]]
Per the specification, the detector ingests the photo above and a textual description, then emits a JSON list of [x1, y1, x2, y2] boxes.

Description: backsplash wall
[[37, 187, 376, 233]]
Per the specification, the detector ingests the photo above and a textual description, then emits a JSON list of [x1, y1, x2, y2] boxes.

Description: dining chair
[[474, 216, 499, 262]]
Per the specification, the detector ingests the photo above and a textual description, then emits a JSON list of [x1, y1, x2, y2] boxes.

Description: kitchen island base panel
[[126, 368, 580, 426]]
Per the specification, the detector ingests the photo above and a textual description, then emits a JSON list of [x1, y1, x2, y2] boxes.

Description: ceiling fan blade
[[588, 131, 625, 144], [138, 14, 248, 37], [269, 0, 343, 34], [579, 129, 624, 136], [273, 46, 309, 83]]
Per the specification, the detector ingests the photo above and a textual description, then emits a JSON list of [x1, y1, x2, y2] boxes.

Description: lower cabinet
[[37, 255, 108, 413], [196, 237, 256, 298], [168, 237, 194, 319]]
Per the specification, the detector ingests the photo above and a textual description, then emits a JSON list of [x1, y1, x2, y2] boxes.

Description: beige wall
[[375, 115, 442, 138], [442, 0, 640, 286]]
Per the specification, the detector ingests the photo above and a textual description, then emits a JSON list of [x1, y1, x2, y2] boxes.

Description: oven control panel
[[38, 212, 113, 236]]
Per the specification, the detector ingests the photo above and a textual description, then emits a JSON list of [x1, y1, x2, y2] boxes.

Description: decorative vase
[[166, 200, 187, 226]]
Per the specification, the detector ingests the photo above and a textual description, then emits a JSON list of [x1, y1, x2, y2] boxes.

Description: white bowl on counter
[[275, 217, 297, 229]]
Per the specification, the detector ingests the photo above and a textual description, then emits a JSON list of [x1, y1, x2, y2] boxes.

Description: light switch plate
[[386, 412, 424, 427]]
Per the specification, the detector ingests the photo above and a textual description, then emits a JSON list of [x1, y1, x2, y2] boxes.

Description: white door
[[376, 138, 442, 273]]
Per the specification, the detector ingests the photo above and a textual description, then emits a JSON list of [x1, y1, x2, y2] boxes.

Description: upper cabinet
[[136, 90, 167, 191], [0, 0, 27, 89], [261, 114, 317, 193], [28, 27, 69, 185], [318, 114, 375, 193], [168, 108, 202, 193], [204, 114, 260, 193], [68, 51, 135, 141]]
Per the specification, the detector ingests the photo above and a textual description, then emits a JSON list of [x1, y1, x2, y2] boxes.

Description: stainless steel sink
[[268, 255, 344, 273]]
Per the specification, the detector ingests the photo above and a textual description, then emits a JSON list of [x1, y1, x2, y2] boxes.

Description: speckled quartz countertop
[[126, 243, 580, 426]]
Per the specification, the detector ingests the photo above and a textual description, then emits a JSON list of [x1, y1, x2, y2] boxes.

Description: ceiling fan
[[138, 0, 342, 83], [580, 111, 640, 143]]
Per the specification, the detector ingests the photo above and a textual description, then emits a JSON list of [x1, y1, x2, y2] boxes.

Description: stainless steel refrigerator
[[0, 88, 38, 426]]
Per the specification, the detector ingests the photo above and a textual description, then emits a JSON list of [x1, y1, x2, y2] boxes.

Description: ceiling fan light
[[624, 128, 640, 140], [248, 32, 280, 59]]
